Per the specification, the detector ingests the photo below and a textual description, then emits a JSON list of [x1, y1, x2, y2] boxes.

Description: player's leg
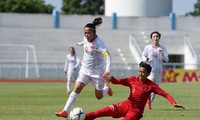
[[150, 92, 156, 102], [146, 97, 151, 110], [64, 73, 90, 110], [64, 81, 85, 110], [55, 73, 89, 118], [151, 74, 162, 102], [65, 74, 68, 92], [104, 82, 113, 96], [93, 77, 113, 99], [146, 75, 155, 110], [55, 81, 85, 118], [123, 111, 142, 120], [85, 105, 115, 120], [66, 72, 72, 94], [92, 67, 112, 99]]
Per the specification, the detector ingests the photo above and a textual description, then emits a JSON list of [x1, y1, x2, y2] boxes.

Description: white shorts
[[76, 66, 105, 90], [67, 69, 79, 80], [148, 71, 162, 85]]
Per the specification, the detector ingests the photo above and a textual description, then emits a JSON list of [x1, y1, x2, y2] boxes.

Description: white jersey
[[142, 44, 169, 84], [64, 54, 80, 74], [80, 36, 111, 72]]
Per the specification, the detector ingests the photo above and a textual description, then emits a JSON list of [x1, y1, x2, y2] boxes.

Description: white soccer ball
[[69, 107, 85, 120]]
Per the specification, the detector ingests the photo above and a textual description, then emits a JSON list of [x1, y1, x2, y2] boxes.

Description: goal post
[[0, 44, 40, 78]]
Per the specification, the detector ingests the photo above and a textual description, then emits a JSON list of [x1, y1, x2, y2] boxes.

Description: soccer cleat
[[66, 90, 70, 94], [107, 85, 113, 96], [55, 110, 68, 118], [146, 103, 152, 110], [146, 98, 152, 110]]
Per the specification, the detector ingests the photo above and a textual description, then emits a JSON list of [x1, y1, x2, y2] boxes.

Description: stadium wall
[[1, 13, 200, 80], [0, 13, 200, 31]]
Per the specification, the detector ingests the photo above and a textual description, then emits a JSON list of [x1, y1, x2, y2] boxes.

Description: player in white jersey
[[55, 17, 113, 118], [142, 31, 169, 110], [64, 47, 80, 94]]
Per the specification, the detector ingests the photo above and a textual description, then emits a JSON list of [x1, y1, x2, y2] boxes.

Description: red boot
[[55, 110, 68, 118]]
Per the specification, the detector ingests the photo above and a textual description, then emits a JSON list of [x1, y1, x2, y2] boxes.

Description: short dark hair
[[150, 31, 161, 39], [139, 61, 152, 74], [69, 46, 74, 50]]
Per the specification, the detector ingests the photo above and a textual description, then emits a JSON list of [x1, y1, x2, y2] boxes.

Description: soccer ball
[[70, 107, 85, 120]]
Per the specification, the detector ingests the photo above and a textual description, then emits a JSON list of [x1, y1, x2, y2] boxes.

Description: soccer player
[[142, 31, 169, 110], [64, 47, 80, 94], [55, 17, 113, 118], [85, 62, 185, 120]]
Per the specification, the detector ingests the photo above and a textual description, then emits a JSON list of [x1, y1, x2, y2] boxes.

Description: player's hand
[[159, 49, 164, 56], [103, 72, 112, 82], [174, 104, 185, 109], [145, 56, 149, 61], [73, 67, 76, 70], [76, 42, 84, 46]]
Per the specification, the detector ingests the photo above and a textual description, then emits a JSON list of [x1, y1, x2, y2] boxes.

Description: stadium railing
[[0, 62, 198, 79]]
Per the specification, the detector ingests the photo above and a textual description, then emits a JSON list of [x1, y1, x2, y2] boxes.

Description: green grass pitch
[[0, 81, 199, 120]]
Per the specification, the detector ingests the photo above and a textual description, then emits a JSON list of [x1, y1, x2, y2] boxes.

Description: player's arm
[[110, 77, 130, 86], [74, 56, 81, 69], [161, 47, 169, 62], [103, 73, 129, 86], [153, 85, 185, 109], [161, 91, 185, 109], [142, 46, 149, 62], [76, 41, 84, 46], [103, 51, 111, 73], [99, 40, 111, 77], [64, 58, 68, 73]]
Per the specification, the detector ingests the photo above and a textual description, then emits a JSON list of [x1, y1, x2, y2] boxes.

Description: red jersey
[[110, 76, 176, 114]]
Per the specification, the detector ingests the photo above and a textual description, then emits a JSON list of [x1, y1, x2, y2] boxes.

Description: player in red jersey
[[85, 61, 185, 120]]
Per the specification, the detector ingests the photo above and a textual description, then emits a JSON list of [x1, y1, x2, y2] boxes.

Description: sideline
[[0, 79, 66, 83]]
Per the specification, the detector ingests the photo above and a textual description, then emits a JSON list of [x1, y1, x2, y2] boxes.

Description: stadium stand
[[0, 14, 200, 78]]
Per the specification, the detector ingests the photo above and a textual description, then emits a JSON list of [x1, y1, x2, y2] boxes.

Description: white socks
[[67, 76, 72, 92], [150, 92, 156, 102], [64, 91, 78, 112], [103, 86, 109, 96], [63, 86, 109, 112]]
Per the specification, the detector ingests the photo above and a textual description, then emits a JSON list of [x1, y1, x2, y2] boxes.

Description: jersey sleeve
[[142, 46, 148, 62], [104, 52, 111, 72], [161, 91, 177, 105], [98, 39, 112, 72], [64, 55, 68, 71], [161, 46, 169, 62], [152, 84, 176, 105], [110, 77, 130, 86], [77, 37, 85, 46], [74, 55, 81, 69]]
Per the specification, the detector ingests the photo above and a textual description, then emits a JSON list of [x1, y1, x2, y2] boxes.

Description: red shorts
[[110, 100, 142, 120]]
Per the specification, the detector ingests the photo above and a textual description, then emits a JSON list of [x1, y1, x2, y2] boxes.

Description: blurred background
[[0, 0, 200, 83]]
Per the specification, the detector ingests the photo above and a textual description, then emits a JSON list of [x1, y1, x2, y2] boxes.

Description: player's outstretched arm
[[76, 41, 84, 46], [174, 104, 185, 109], [160, 91, 185, 110]]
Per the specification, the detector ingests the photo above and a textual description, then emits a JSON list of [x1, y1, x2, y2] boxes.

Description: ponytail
[[84, 17, 103, 32], [92, 17, 102, 27]]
